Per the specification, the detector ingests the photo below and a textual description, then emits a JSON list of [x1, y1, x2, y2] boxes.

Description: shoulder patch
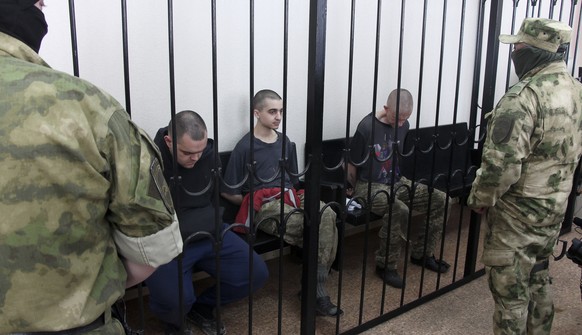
[[491, 115, 515, 144], [149, 158, 174, 213]]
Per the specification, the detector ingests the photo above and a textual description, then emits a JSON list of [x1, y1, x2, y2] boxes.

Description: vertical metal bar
[[120, 0, 132, 116], [468, 1, 485, 162], [449, 0, 468, 284], [302, 0, 327, 333], [569, 2, 582, 76], [248, 1, 257, 266], [368, 0, 388, 315], [465, 0, 505, 278], [117, 3, 142, 329], [565, 0, 579, 65], [531, 0, 538, 16], [404, 0, 428, 302], [164, 1, 185, 332], [562, 159, 582, 235], [505, 1, 519, 92], [550, 0, 558, 18], [393, 0, 407, 308], [209, 1, 225, 334], [429, 0, 450, 293], [339, 0, 357, 331], [467, 0, 488, 278], [67, 0, 79, 77], [277, 1, 290, 335]]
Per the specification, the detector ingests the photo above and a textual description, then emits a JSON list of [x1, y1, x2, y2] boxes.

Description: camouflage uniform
[[467, 18, 582, 335], [0, 32, 183, 333], [353, 176, 448, 270], [255, 193, 338, 268]]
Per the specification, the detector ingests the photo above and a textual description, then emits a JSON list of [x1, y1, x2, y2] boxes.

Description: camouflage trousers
[[254, 193, 338, 269], [482, 207, 559, 335], [354, 177, 449, 270]]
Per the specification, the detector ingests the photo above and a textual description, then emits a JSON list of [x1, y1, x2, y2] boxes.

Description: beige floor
[[127, 205, 582, 334], [362, 228, 582, 335]]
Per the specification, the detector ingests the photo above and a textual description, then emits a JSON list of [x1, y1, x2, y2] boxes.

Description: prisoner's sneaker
[[186, 309, 226, 335], [375, 266, 404, 288], [316, 296, 343, 317], [410, 255, 450, 273]]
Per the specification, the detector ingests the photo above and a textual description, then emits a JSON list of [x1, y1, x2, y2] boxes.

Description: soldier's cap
[[499, 18, 572, 52]]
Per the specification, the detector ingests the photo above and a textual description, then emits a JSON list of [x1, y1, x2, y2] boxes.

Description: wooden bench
[[399, 122, 477, 200]]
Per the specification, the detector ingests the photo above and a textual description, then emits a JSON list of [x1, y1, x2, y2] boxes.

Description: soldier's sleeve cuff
[[113, 214, 183, 267]]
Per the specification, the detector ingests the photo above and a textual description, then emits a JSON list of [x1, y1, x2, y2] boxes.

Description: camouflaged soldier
[[347, 88, 451, 289], [467, 18, 582, 335], [0, 1, 183, 334]]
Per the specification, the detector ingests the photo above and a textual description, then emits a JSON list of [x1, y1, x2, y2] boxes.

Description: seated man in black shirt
[[348, 88, 450, 288], [146, 110, 269, 335], [221, 89, 341, 317]]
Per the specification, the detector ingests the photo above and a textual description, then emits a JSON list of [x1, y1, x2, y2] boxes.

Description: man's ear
[[378, 105, 389, 117], [163, 135, 172, 150], [253, 109, 260, 118]]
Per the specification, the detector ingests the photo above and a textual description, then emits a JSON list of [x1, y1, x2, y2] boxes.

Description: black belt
[[530, 258, 549, 275], [10, 313, 105, 335]]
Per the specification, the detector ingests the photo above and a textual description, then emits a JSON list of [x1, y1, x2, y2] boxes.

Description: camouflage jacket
[[468, 60, 582, 227], [0, 32, 182, 332]]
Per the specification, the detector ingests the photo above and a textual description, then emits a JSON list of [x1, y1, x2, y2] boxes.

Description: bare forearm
[[123, 259, 157, 288], [347, 164, 357, 188]]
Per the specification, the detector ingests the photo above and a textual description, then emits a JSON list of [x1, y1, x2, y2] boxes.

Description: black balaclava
[[0, 0, 48, 53], [511, 45, 564, 79]]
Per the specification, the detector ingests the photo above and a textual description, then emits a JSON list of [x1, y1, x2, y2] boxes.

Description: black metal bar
[[208, 1, 226, 334], [452, 0, 467, 125], [550, 0, 558, 18], [531, 0, 537, 16], [117, 2, 142, 330], [336, 0, 357, 331], [465, 0, 504, 278], [561, 158, 582, 235], [302, 0, 327, 333], [67, 0, 79, 77], [364, 0, 390, 324], [505, 1, 519, 91], [468, 0, 486, 139], [120, 0, 132, 117], [567, 1, 582, 73], [480, 0, 503, 131], [448, 0, 468, 285], [248, 0, 256, 253], [277, 1, 290, 335], [406, 0, 430, 301], [163, 1, 185, 332], [431, 0, 450, 293]]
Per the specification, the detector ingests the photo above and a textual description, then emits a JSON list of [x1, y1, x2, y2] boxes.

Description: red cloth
[[233, 188, 303, 233]]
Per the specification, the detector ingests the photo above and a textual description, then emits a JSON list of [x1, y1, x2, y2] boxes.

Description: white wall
[[39, 0, 581, 169]]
